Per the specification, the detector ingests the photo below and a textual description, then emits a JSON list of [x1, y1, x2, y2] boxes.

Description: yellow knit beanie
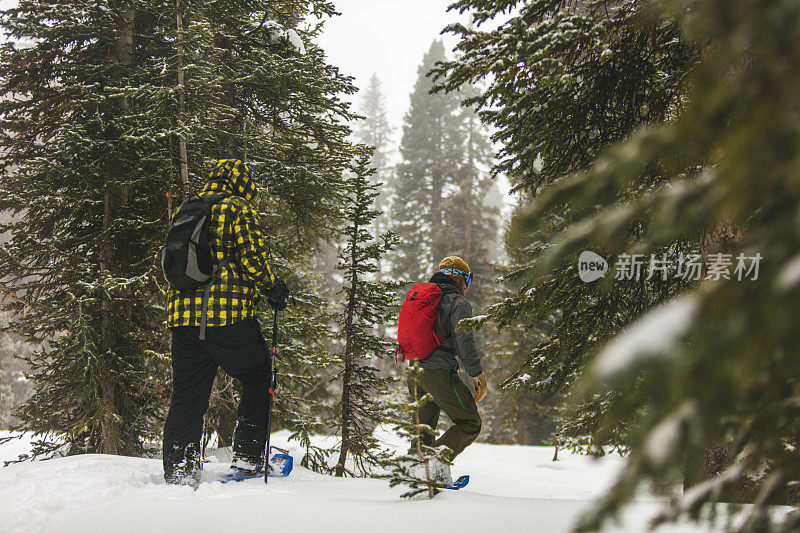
[[439, 256, 471, 284]]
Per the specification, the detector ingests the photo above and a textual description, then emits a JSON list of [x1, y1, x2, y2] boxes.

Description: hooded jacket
[[167, 159, 276, 328], [418, 272, 484, 377]]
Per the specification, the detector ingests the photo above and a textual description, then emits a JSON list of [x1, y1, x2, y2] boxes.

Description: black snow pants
[[163, 318, 271, 484]]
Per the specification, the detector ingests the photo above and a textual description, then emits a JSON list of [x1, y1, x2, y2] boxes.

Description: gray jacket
[[418, 272, 484, 377]]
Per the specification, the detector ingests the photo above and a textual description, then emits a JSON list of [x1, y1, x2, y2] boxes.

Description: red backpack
[[397, 282, 446, 361]]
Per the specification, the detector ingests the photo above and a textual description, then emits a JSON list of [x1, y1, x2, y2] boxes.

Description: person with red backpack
[[398, 256, 488, 485]]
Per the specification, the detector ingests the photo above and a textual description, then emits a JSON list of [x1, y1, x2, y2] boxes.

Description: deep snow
[[0, 429, 715, 533]]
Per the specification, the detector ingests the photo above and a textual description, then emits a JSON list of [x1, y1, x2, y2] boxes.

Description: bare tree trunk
[[516, 405, 527, 445], [176, 0, 190, 196], [552, 435, 561, 462], [209, 373, 238, 449]]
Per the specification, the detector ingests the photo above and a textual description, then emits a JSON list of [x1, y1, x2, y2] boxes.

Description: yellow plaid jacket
[[167, 159, 276, 328]]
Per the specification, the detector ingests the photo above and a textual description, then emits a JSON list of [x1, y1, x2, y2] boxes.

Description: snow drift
[[0, 430, 714, 532]]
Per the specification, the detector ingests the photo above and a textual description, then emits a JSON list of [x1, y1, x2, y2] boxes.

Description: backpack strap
[[195, 193, 235, 340], [200, 192, 233, 205], [433, 291, 455, 354]]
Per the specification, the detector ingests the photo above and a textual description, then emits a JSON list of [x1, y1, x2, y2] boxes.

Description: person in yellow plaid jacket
[[163, 159, 289, 487], [166, 159, 282, 327]]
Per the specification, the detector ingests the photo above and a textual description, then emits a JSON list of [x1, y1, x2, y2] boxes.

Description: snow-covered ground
[[0, 429, 715, 533]]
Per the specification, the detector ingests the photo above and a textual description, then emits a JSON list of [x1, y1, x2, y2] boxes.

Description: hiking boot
[[230, 456, 263, 474], [164, 442, 202, 489], [430, 458, 453, 487], [231, 418, 267, 472]]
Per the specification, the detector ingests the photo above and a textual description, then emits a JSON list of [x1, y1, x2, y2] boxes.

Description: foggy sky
[[317, 0, 463, 134]]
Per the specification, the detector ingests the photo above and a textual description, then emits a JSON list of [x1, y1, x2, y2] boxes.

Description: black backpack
[[161, 193, 231, 339]]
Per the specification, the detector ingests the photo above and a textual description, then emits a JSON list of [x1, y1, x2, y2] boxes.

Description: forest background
[[3, 0, 800, 531]]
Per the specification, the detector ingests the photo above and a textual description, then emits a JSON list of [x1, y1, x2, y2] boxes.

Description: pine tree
[[432, 0, 698, 454], [0, 0, 179, 456], [167, 0, 357, 231], [356, 74, 393, 191], [355, 74, 396, 353], [442, 84, 499, 309], [356, 74, 393, 281], [444, 0, 800, 530], [391, 41, 499, 297], [332, 153, 402, 477], [391, 40, 465, 281], [0, 0, 358, 459]]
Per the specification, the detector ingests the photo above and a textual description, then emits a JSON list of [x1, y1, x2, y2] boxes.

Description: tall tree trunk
[[334, 357, 353, 477], [222, 46, 237, 158], [100, 163, 119, 455], [683, 222, 743, 491], [176, 0, 190, 196], [212, 30, 238, 158], [430, 165, 443, 267], [375, 204, 387, 341], [464, 113, 475, 259], [335, 224, 360, 477], [98, 2, 135, 455]]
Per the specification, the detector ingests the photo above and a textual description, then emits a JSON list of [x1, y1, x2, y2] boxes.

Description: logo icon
[[578, 251, 608, 282]]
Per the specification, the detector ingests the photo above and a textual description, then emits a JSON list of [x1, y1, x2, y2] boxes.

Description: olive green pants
[[408, 368, 482, 459]]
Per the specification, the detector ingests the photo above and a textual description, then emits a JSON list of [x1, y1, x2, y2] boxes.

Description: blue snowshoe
[[217, 453, 294, 483], [443, 474, 470, 490]]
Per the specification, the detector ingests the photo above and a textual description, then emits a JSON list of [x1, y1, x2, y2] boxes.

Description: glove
[[472, 373, 488, 403], [266, 279, 289, 311]]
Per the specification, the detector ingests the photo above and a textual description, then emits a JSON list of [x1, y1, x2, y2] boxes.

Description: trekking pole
[[264, 308, 278, 484], [200, 418, 207, 463]]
